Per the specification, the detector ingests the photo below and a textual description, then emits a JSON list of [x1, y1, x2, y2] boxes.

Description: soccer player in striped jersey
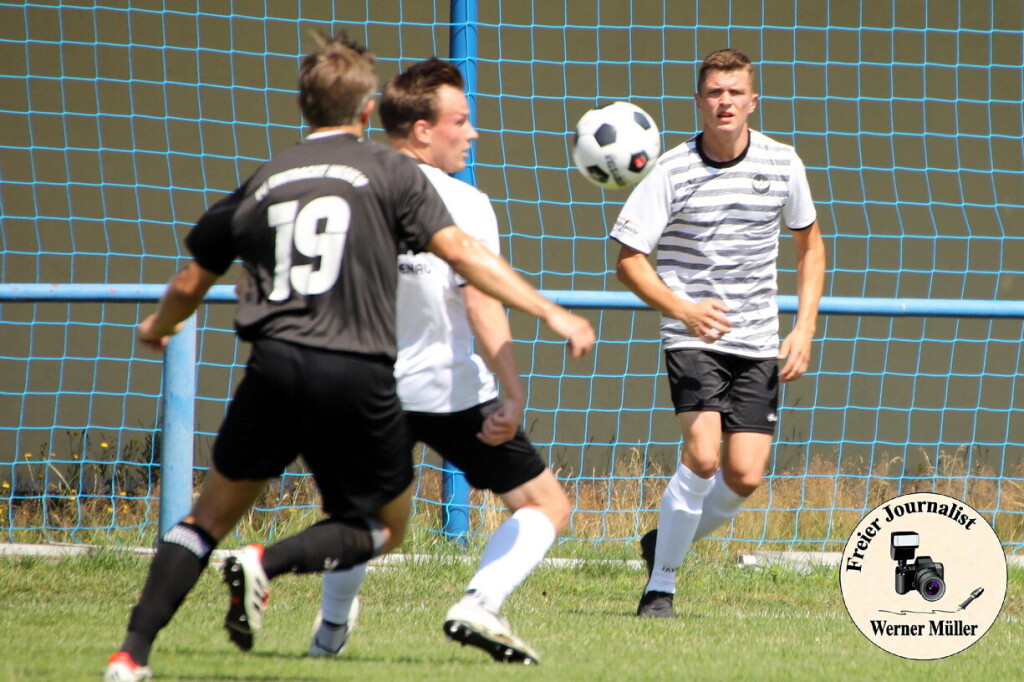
[[104, 35, 593, 682], [610, 48, 826, 618], [308, 57, 570, 666]]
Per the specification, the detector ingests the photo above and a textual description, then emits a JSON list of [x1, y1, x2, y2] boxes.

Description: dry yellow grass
[[406, 447, 1024, 555], [3, 448, 1023, 553]]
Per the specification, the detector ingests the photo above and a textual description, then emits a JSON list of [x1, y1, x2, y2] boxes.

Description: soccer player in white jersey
[[610, 48, 826, 618], [308, 58, 570, 664]]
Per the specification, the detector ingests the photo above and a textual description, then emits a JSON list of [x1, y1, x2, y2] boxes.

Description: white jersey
[[610, 129, 816, 359], [394, 164, 499, 413]]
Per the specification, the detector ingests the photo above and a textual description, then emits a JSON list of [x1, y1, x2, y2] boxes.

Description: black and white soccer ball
[[572, 101, 661, 190]]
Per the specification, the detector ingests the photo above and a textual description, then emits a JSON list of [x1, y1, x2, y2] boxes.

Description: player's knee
[[682, 440, 721, 475], [509, 494, 569, 534], [545, 495, 571, 534], [377, 521, 406, 554], [682, 454, 718, 479], [722, 469, 761, 497]]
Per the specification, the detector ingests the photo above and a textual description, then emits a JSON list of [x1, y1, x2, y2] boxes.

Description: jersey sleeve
[[392, 157, 456, 253], [608, 162, 673, 254], [184, 186, 245, 274], [783, 151, 817, 230]]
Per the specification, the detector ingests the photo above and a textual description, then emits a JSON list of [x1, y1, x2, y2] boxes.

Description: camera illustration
[[891, 531, 946, 601]]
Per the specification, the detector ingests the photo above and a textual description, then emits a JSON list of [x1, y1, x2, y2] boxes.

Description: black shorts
[[405, 400, 546, 495], [664, 349, 779, 435], [213, 338, 412, 520]]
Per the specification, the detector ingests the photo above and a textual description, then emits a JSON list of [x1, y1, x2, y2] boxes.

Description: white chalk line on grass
[[2, 542, 1022, 572]]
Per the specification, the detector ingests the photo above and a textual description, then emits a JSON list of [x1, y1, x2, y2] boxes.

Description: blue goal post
[[2, 1, 1023, 553]]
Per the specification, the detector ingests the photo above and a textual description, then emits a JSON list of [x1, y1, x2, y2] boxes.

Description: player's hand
[[680, 299, 731, 343], [544, 308, 595, 359], [136, 314, 183, 353], [477, 398, 523, 446], [778, 326, 814, 382]]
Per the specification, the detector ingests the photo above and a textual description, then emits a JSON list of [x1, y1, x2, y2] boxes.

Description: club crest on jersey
[[752, 174, 771, 195]]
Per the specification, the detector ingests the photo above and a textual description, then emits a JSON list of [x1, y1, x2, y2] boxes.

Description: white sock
[[692, 470, 748, 542], [465, 507, 556, 612], [320, 562, 367, 625], [646, 463, 714, 594]]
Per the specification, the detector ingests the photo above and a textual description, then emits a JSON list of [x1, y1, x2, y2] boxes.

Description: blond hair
[[298, 31, 378, 128]]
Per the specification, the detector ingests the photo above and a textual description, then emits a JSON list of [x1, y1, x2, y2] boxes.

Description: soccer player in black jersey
[[103, 33, 594, 682]]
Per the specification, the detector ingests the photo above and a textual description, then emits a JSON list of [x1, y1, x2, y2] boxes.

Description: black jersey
[[185, 133, 454, 359]]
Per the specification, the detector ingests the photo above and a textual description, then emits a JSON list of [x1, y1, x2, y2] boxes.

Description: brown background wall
[[1, 1, 1022, 488]]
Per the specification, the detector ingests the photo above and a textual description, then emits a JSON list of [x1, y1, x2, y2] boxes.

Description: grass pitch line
[[3, 543, 1022, 572]]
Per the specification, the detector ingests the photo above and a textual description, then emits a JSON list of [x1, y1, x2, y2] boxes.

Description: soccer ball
[[572, 101, 661, 190]]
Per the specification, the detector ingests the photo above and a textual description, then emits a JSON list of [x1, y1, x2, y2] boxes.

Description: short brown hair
[[378, 57, 465, 139], [298, 31, 378, 128], [697, 48, 756, 94]]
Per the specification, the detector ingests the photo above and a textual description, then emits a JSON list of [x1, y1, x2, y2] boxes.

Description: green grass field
[[1, 548, 1021, 681]]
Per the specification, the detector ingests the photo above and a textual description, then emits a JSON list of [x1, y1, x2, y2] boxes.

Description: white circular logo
[[839, 492, 1006, 660]]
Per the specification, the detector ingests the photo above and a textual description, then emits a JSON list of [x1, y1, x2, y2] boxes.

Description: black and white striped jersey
[[611, 129, 816, 359]]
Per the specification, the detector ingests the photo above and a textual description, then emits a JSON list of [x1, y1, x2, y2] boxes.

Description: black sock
[[261, 517, 380, 578], [120, 522, 216, 665]]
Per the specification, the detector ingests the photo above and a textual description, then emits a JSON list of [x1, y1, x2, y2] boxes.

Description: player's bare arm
[[464, 284, 525, 445], [615, 244, 731, 342], [778, 220, 826, 382], [137, 261, 220, 352], [427, 225, 595, 358]]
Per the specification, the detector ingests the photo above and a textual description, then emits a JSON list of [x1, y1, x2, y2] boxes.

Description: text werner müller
[[870, 620, 979, 637]]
